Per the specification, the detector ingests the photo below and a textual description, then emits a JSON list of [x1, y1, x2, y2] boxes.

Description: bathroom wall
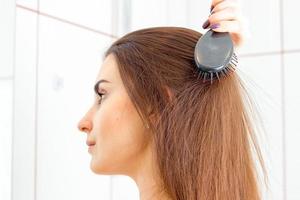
[[1, 0, 299, 199]]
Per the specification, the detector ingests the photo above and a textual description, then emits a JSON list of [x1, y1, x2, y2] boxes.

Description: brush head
[[194, 29, 238, 83]]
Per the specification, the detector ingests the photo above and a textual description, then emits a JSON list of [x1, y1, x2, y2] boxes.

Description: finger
[[211, 0, 223, 9], [209, 20, 241, 33], [211, 0, 239, 14], [211, 0, 238, 11], [208, 7, 241, 25]]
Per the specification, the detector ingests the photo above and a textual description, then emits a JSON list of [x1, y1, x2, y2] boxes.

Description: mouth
[[86, 140, 96, 146], [88, 144, 95, 153], [86, 140, 96, 153]]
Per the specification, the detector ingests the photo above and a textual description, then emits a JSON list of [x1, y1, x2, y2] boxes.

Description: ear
[[145, 86, 173, 128]]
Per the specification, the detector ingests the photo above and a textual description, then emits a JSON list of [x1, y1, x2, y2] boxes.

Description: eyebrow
[[93, 79, 111, 94]]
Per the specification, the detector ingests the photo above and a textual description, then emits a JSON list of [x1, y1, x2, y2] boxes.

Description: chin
[[90, 157, 116, 175]]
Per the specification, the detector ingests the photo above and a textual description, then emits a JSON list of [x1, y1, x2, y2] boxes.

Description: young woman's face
[[77, 54, 151, 175]]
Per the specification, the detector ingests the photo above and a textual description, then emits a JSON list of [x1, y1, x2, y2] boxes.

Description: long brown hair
[[104, 27, 269, 200]]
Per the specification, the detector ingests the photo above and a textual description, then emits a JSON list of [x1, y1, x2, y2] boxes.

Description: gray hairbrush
[[194, 29, 238, 84]]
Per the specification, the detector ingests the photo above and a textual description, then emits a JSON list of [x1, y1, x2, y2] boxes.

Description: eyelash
[[96, 92, 105, 105]]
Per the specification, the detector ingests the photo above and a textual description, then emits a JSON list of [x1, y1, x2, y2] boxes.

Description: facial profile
[[77, 54, 153, 176]]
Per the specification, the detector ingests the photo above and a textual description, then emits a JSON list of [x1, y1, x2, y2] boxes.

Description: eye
[[96, 92, 105, 105]]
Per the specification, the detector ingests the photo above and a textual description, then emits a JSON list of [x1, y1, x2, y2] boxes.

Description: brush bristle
[[195, 52, 238, 84]]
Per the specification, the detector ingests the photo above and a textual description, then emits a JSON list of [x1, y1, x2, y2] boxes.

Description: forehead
[[95, 54, 120, 84]]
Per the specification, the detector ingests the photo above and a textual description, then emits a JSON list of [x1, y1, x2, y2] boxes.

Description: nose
[[77, 115, 93, 134]]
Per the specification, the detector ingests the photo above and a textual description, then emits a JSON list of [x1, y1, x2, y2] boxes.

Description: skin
[[77, 54, 171, 200], [77, 1, 246, 199], [203, 0, 250, 47]]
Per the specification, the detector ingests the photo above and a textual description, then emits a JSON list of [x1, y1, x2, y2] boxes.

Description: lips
[[86, 140, 96, 146]]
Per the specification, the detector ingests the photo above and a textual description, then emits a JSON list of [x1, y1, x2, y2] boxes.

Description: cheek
[[91, 93, 148, 173]]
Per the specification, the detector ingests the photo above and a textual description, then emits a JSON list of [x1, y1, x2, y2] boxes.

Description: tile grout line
[[239, 49, 300, 58], [279, 0, 287, 198], [11, 0, 16, 199], [34, 1, 40, 200], [15, 3, 118, 39], [0, 76, 14, 80]]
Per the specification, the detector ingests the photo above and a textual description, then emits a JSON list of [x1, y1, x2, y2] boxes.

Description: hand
[[202, 0, 251, 47]]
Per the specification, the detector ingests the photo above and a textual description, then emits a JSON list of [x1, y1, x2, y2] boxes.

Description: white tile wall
[[16, 0, 37, 9], [130, 0, 169, 30], [238, 55, 283, 200], [237, 0, 281, 55], [13, 8, 38, 200], [111, 175, 139, 200], [284, 53, 300, 200], [283, 1, 300, 50], [0, 1, 15, 200], [0, 0, 15, 77], [39, 0, 113, 35], [187, 0, 213, 31], [0, 80, 13, 200], [35, 11, 113, 200]]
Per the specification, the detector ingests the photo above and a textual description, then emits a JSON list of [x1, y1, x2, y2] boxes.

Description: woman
[[77, 0, 268, 199]]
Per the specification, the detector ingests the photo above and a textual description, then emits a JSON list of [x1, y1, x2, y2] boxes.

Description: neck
[[128, 142, 172, 200]]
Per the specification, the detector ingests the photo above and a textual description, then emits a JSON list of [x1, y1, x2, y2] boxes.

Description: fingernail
[[210, 23, 220, 29], [202, 19, 210, 29]]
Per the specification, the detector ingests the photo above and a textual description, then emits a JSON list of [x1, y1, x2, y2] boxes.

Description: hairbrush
[[194, 29, 238, 84]]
